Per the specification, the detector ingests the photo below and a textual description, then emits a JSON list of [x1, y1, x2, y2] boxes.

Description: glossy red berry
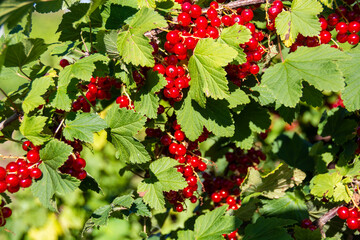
[[174, 130, 185, 142], [241, 9, 254, 22], [176, 144, 186, 156], [349, 21, 360, 33], [178, 12, 191, 27], [249, 64, 260, 75], [335, 22, 348, 34], [161, 135, 172, 146], [319, 30, 332, 44], [73, 158, 86, 171], [197, 161, 207, 171], [116, 95, 130, 108], [59, 59, 70, 68], [221, 15, 232, 26], [347, 218, 359, 230], [190, 4, 202, 18], [1, 207, 11, 218], [30, 168, 42, 179], [166, 31, 181, 44], [175, 203, 184, 212], [337, 206, 349, 219], [19, 178, 32, 188], [319, 18, 328, 31], [211, 192, 222, 203], [190, 195, 197, 203], [207, 8, 217, 20], [0, 181, 6, 193], [22, 141, 34, 151], [6, 162, 18, 173], [6, 174, 19, 187], [348, 33, 359, 45]]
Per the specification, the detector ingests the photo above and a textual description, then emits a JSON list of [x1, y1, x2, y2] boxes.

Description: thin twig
[[317, 206, 340, 238], [0, 88, 20, 113], [276, 35, 284, 62], [80, 31, 89, 54], [0, 113, 20, 131], [19, 68, 31, 81], [53, 118, 65, 137], [202, 0, 276, 13]]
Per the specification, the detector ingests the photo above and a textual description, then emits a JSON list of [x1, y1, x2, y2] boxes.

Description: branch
[[0, 113, 21, 131], [317, 206, 340, 238]]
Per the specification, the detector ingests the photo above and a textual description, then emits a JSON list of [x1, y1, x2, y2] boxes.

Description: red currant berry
[[241, 9, 254, 22], [348, 33, 359, 45], [190, 4, 202, 18], [178, 12, 191, 26], [207, 8, 218, 20], [30, 168, 42, 179], [73, 158, 86, 171], [211, 192, 222, 203], [335, 22, 348, 34], [190, 195, 197, 203], [1, 207, 11, 218], [116, 95, 130, 108], [183, 166, 193, 177], [319, 17, 328, 30], [221, 15, 232, 26], [27, 150, 40, 163], [6, 162, 18, 173], [174, 130, 185, 142], [347, 217, 359, 230], [19, 178, 32, 188], [6, 174, 19, 187], [349, 21, 360, 33], [59, 59, 70, 68], [319, 30, 332, 44], [0, 181, 6, 193], [175, 203, 184, 212], [22, 141, 34, 151], [166, 30, 181, 44]]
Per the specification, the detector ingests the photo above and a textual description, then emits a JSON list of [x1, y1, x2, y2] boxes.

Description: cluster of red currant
[[116, 95, 134, 109], [223, 229, 238, 240], [0, 141, 42, 194], [58, 140, 87, 180], [291, 4, 360, 51], [266, 0, 284, 31], [0, 201, 12, 227], [337, 206, 360, 230], [203, 147, 266, 210], [71, 76, 121, 112], [223, 7, 266, 86], [146, 120, 210, 212], [300, 219, 318, 231]]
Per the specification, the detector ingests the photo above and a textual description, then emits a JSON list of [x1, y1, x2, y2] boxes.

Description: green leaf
[[176, 96, 235, 141], [105, 105, 150, 163], [226, 84, 250, 108], [241, 163, 306, 200], [117, 8, 167, 66], [275, 0, 323, 47], [128, 198, 151, 217], [193, 205, 241, 240], [232, 102, 271, 149], [96, 30, 119, 59], [0, 0, 35, 28], [39, 139, 73, 169], [177, 205, 241, 240], [112, 194, 134, 209], [79, 174, 102, 194], [338, 46, 360, 111], [243, 217, 296, 240], [124, 7, 167, 34], [234, 199, 259, 221], [301, 83, 323, 107], [137, 157, 187, 210], [51, 54, 108, 111], [31, 140, 80, 209], [310, 172, 352, 202], [178, 230, 195, 240], [260, 191, 308, 221], [19, 115, 50, 145], [22, 75, 54, 113], [318, 108, 357, 145], [134, 70, 167, 119], [294, 226, 321, 240], [218, 24, 251, 64], [188, 38, 237, 107], [63, 112, 107, 143], [273, 132, 314, 171], [4, 38, 48, 68], [260, 45, 348, 107]]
